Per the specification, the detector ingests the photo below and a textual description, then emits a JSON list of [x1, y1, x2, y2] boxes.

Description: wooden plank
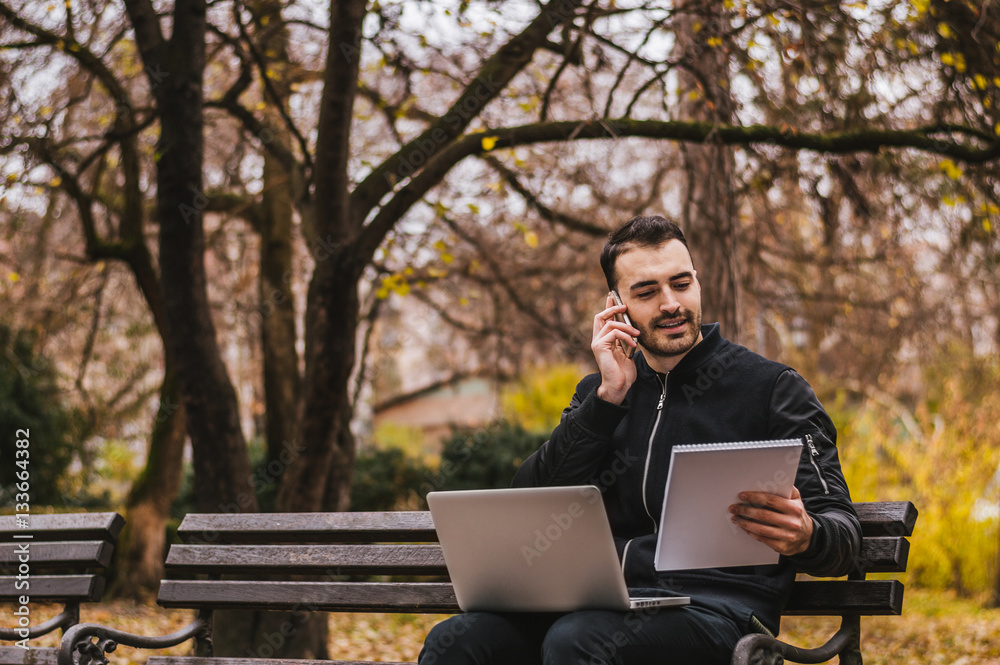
[[0, 647, 59, 665], [0, 575, 104, 602], [855, 537, 909, 574], [176, 513, 437, 544], [177, 503, 917, 543], [165, 544, 447, 575], [0, 513, 124, 543], [854, 502, 917, 537], [784, 580, 904, 616], [0, 542, 114, 572], [157, 580, 459, 613]]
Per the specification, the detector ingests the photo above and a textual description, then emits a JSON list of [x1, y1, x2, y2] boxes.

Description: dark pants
[[418, 601, 752, 665]]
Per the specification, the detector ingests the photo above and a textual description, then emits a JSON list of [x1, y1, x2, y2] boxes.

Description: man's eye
[[674, 282, 690, 290], [637, 291, 655, 298]]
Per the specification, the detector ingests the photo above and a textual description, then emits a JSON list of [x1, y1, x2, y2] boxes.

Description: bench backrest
[[157, 501, 916, 617], [0, 512, 124, 607]]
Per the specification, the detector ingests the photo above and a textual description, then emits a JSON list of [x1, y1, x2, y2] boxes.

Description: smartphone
[[610, 290, 637, 359]]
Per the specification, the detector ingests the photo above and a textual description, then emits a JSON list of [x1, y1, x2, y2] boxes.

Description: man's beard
[[636, 308, 703, 359]]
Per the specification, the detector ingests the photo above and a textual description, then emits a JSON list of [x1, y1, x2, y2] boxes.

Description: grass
[[14, 588, 1000, 664]]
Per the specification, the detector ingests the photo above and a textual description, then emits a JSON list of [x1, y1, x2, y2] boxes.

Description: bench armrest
[[0, 605, 79, 641], [57, 613, 211, 665], [732, 614, 861, 665]]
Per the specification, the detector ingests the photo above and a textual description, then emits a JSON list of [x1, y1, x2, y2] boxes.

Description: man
[[420, 215, 861, 665]]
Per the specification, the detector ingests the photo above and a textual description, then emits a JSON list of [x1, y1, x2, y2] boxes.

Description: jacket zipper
[[622, 372, 668, 575], [642, 373, 668, 530], [805, 433, 830, 495]]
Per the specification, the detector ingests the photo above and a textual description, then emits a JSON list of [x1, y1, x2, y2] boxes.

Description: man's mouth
[[655, 317, 688, 333]]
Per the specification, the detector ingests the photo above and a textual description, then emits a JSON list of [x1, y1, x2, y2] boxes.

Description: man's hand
[[729, 487, 815, 556], [593, 293, 640, 405]]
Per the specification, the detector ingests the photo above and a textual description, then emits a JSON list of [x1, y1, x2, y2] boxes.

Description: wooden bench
[[57, 501, 916, 665], [1, 513, 125, 665]]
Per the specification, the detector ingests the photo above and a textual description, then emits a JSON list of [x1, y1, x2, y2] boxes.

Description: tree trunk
[[254, 0, 302, 477], [110, 366, 186, 597], [123, 0, 258, 513], [275, 0, 367, 514], [674, 2, 741, 341]]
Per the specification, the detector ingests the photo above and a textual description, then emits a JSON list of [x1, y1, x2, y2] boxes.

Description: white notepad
[[654, 438, 803, 571]]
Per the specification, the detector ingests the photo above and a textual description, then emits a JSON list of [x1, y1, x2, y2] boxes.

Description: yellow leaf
[[693, 22, 703, 32], [8, 272, 20, 283], [376, 286, 390, 300], [459, 297, 469, 306], [973, 74, 988, 90], [706, 36, 722, 47], [433, 239, 447, 252], [481, 136, 498, 151], [940, 53, 955, 66], [260, 15, 270, 26], [985, 219, 993, 234], [524, 231, 539, 248], [936, 22, 953, 39], [49, 177, 62, 187], [938, 158, 963, 180], [441, 252, 454, 264]]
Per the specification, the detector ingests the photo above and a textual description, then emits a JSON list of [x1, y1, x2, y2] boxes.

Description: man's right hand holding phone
[[593, 292, 640, 405]]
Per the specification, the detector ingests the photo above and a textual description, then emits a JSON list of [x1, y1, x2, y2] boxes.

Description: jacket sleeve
[[511, 374, 628, 487], [767, 369, 862, 578]]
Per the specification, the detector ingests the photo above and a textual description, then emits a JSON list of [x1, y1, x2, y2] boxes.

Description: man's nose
[[658, 287, 680, 313]]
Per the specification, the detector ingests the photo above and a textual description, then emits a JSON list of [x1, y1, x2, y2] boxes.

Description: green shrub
[[0, 326, 82, 507]]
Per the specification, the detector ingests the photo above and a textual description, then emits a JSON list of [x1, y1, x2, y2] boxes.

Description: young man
[[420, 215, 861, 665]]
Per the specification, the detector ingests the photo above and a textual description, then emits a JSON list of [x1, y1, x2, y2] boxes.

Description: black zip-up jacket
[[512, 323, 861, 634]]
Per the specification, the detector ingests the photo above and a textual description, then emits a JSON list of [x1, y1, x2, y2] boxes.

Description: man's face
[[614, 240, 703, 365]]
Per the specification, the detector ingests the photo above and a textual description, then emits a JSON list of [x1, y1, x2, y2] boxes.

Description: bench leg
[[731, 614, 862, 665], [837, 614, 862, 665]]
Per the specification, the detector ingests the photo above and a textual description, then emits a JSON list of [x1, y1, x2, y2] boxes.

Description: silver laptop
[[427, 486, 690, 612]]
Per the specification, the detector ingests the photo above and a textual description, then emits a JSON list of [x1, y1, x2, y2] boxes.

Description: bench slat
[[158, 580, 457, 613], [857, 536, 909, 573], [176, 513, 437, 544], [0, 541, 115, 572], [164, 539, 906, 576], [0, 575, 105, 602], [165, 544, 447, 575], [176, 506, 914, 542], [0, 647, 59, 665], [784, 580, 904, 616], [159, 579, 903, 616], [853, 502, 917, 537], [0, 514, 124, 543]]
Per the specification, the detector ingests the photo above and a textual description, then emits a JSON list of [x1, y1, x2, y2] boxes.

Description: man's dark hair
[[600, 215, 689, 290]]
